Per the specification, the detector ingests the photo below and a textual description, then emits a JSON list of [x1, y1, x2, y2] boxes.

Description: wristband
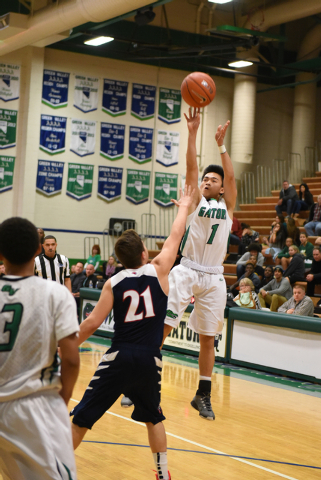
[[218, 144, 226, 154]]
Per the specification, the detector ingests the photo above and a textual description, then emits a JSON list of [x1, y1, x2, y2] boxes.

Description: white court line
[[70, 399, 299, 480]]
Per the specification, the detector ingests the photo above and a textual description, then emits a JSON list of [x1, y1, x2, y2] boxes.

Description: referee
[[34, 235, 71, 292]]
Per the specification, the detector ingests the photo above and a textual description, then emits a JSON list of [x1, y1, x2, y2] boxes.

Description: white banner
[[70, 119, 96, 157], [74, 75, 99, 113], [156, 130, 180, 167], [0, 64, 20, 102]]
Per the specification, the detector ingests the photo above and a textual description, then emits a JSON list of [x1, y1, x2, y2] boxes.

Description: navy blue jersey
[[110, 264, 167, 348]]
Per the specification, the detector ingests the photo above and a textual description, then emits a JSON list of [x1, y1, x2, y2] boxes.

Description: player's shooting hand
[[171, 185, 195, 208], [215, 120, 230, 146], [184, 107, 200, 134]]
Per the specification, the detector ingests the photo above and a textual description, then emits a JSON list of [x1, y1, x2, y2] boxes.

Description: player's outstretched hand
[[184, 107, 200, 134], [215, 120, 230, 146], [171, 185, 195, 208]]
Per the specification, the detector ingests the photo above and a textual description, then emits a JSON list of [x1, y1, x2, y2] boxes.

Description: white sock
[[199, 375, 211, 381], [153, 452, 169, 480]]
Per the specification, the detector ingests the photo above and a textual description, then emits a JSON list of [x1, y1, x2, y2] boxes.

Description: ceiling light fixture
[[84, 36, 114, 46], [208, 0, 233, 4], [228, 60, 253, 68], [135, 7, 156, 26]]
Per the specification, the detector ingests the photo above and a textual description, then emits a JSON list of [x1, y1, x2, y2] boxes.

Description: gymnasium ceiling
[[2, 0, 321, 88]]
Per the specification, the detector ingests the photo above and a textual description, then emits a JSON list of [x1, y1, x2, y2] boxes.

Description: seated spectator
[[258, 266, 292, 311], [278, 284, 314, 317], [229, 216, 242, 247], [315, 237, 321, 247], [70, 264, 77, 275], [70, 262, 85, 313], [275, 180, 299, 217], [275, 237, 293, 266], [306, 247, 321, 297], [102, 255, 117, 279], [84, 244, 101, 271], [239, 223, 260, 255], [261, 223, 286, 262], [0, 261, 5, 277], [233, 278, 262, 310], [82, 264, 98, 288], [286, 217, 300, 246], [298, 232, 313, 266], [271, 214, 286, 231], [304, 194, 321, 237], [283, 245, 305, 285], [229, 262, 261, 295], [258, 265, 274, 290], [236, 243, 264, 278], [291, 183, 314, 219]]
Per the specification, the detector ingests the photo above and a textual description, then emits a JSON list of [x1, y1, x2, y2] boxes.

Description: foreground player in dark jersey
[[71, 186, 194, 480]]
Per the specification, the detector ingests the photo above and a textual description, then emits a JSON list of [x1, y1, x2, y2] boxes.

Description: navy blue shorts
[[71, 343, 165, 428]]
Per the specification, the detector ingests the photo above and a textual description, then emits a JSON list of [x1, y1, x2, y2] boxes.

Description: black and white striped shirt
[[34, 253, 70, 285]]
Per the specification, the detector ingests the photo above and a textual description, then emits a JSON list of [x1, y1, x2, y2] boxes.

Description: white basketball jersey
[[0, 275, 79, 402], [181, 196, 232, 267]]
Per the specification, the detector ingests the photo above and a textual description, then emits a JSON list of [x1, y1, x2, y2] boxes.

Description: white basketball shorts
[[0, 391, 77, 480], [165, 264, 226, 335]]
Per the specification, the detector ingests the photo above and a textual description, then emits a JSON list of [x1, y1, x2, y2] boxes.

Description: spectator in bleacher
[[239, 223, 260, 255], [84, 244, 101, 272], [70, 264, 77, 275], [291, 183, 314, 219], [229, 216, 242, 247], [283, 245, 305, 285], [71, 262, 85, 313], [82, 264, 98, 288], [298, 232, 313, 267], [275, 237, 293, 267], [233, 278, 262, 310], [285, 217, 300, 246], [306, 247, 321, 297], [258, 265, 274, 290], [228, 262, 260, 295], [315, 237, 321, 247], [271, 214, 286, 232], [304, 194, 321, 237], [0, 261, 5, 277], [278, 284, 314, 317], [258, 266, 292, 311], [261, 223, 286, 262], [102, 255, 117, 280], [275, 180, 299, 217], [236, 243, 264, 278]]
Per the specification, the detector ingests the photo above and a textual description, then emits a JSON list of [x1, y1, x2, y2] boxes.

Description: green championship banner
[[0, 155, 15, 193], [158, 88, 181, 124], [66, 163, 93, 201], [126, 169, 150, 205], [154, 172, 178, 207], [0, 109, 17, 149]]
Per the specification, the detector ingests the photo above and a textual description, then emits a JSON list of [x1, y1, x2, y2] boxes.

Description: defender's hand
[[171, 185, 195, 208], [215, 120, 230, 146]]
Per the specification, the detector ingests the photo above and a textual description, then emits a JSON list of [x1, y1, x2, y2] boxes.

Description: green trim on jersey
[[180, 225, 190, 253]]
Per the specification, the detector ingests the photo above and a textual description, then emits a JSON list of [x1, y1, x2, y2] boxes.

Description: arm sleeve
[[257, 253, 264, 266], [236, 253, 249, 265], [268, 278, 291, 296], [284, 257, 299, 277], [251, 274, 260, 288], [278, 299, 290, 313], [94, 255, 101, 271]]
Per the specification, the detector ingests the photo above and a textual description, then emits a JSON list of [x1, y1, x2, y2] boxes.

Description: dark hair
[[248, 243, 262, 253], [245, 262, 255, 269], [201, 164, 224, 184], [299, 183, 310, 200], [274, 266, 283, 274], [92, 244, 100, 255], [313, 246, 321, 252], [43, 235, 57, 243], [0, 217, 40, 265], [241, 223, 250, 230], [276, 214, 285, 224], [264, 266, 274, 275], [286, 218, 299, 239], [115, 229, 144, 269]]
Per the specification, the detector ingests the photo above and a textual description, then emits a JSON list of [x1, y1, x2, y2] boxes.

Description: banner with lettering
[[0, 155, 15, 193], [126, 169, 150, 204], [158, 88, 181, 124], [66, 163, 94, 201], [0, 64, 20, 102], [74, 75, 99, 113], [154, 172, 178, 207], [102, 79, 128, 117], [39, 115, 66, 155], [42, 70, 70, 109], [0, 109, 17, 149], [131, 83, 156, 120], [156, 130, 180, 167], [36, 160, 64, 196], [70, 119, 96, 157], [100, 123, 125, 161], [129, 126, 153, 164], [98, 166, 123, 202]]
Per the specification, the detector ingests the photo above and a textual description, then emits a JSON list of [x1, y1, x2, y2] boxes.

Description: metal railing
[[84, 236, 100, 260]]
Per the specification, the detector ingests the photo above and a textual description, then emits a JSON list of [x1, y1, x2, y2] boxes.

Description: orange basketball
[[181, 72, 216, 108]]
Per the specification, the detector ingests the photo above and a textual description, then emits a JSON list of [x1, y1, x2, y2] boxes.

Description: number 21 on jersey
[[123, 286, 155, 322]]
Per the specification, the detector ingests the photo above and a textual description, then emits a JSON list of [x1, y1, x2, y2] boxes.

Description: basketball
[[181, 72, 216, 108]]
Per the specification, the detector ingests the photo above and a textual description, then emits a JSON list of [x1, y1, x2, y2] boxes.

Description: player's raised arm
[[152, 185, 194, 276], [184, 108, 202, 212], [215, 120, 237, 217]]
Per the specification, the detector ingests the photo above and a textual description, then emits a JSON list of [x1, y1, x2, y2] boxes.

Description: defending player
[[71, 186, 194, 480], [0, 217, 80, 480], [163, 108, 237, 420]]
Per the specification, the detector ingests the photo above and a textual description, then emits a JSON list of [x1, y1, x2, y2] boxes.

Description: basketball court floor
[[70, 338, 321, 480]]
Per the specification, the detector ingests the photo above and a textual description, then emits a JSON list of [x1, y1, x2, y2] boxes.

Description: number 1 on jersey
[[207, 224, 219, 245]]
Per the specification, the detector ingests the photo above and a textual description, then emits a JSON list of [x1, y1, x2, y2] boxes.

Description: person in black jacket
[[304, 195, 321, 236], [291, 183, 314, 219], [275, 180, 299, 217], [283, 245, 305, 285], [306, 247, 321, 296]]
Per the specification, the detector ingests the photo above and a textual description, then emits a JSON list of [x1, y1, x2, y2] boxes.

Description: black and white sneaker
[[121, 395, 133, 408], [191, 393, 215, 420]]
